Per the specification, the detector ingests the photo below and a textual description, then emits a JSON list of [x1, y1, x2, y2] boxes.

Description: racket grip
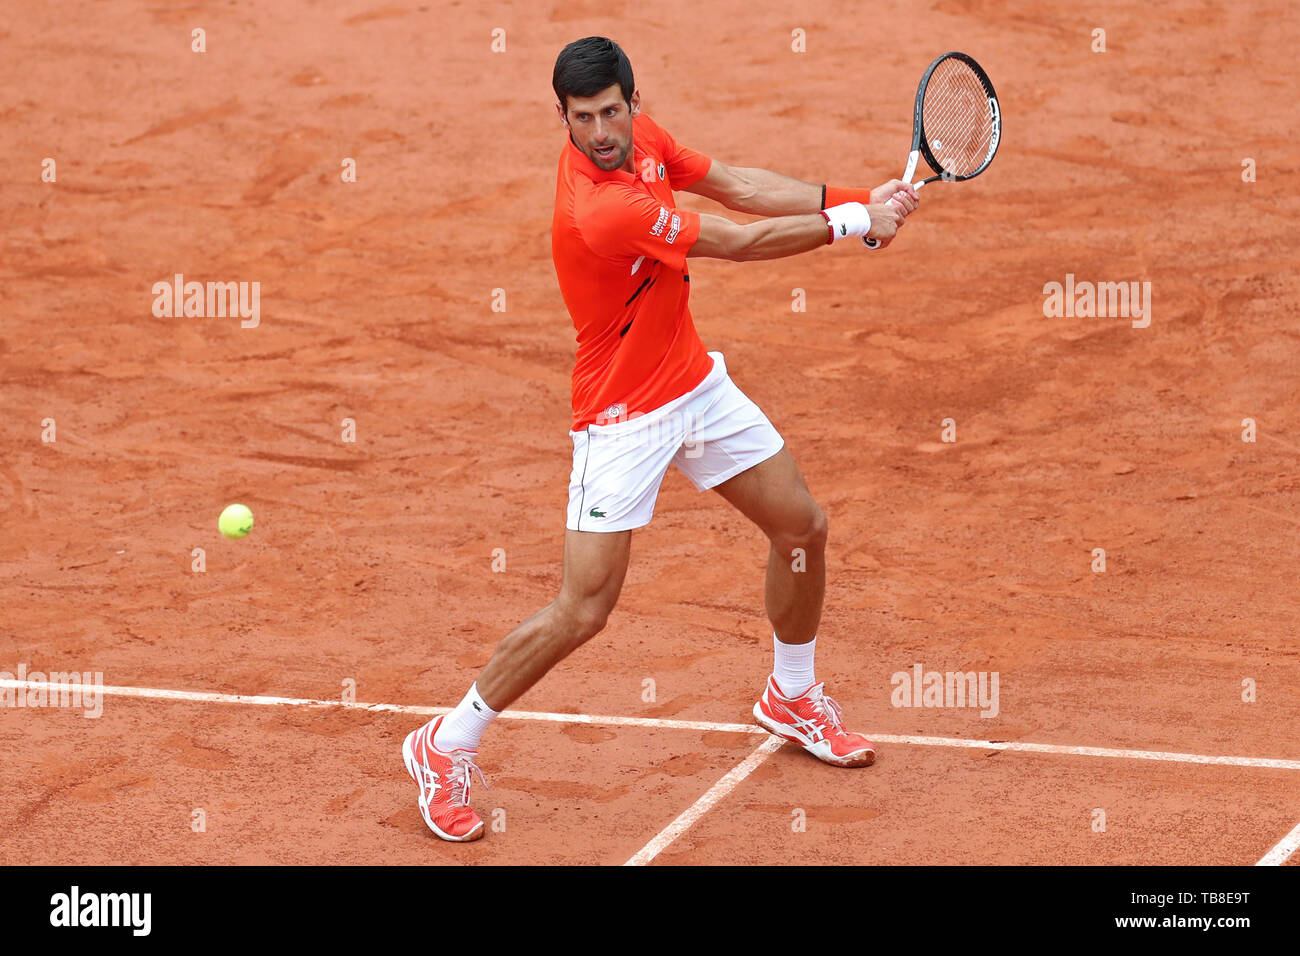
[[861, 193, 904, 250], [861, 177, 926, 249]]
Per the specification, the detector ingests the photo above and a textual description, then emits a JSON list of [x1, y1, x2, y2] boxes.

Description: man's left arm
[[682, 159, 918, 218]]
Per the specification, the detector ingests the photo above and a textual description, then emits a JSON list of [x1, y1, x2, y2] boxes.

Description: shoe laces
[[805, 684, 846, 732], [446, 752, 488, 806]]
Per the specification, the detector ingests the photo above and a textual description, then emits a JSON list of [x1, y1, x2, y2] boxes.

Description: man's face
[[558, 85, 640, 172]]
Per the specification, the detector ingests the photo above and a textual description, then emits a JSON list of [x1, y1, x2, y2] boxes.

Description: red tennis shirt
[[552, 113, 715, 431]]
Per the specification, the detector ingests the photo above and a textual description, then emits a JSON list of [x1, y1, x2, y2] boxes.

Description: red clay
[[2, 1, 1298, 865]]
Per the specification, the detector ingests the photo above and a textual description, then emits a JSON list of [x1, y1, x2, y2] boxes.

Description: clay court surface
[[2, 1, 1298, 865]]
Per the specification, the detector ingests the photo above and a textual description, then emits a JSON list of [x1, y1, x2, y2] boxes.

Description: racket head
[[914, 52, 1000, 183]]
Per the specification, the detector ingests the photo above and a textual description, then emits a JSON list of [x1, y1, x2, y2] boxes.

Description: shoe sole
[[402, 730, 485, 842], [752, 702, 876, 768]]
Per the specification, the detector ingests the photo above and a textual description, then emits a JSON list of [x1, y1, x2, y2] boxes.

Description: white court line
[[0, 680, 760, 734], [1256, 818, 1300, 866], [624, 736, 786, 866], [865, 733, 1300, 771], [4, 679, 1300, 770]]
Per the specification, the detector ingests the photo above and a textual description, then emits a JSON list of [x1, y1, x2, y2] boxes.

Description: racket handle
[[862, 181, 924, 249]]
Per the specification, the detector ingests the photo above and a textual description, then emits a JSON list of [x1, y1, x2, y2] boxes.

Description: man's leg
[[476, 528, 631, 711], [711, 446, 827, 649], [712, 445, 875, 767], [402, 529, 631, 841]]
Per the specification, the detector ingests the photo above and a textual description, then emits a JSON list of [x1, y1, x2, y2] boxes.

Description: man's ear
[[555, 101, 569, 129], [628, 89, 641, 118]]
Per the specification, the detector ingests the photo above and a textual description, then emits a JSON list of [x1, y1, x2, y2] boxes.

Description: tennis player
[[404, 36, 919, 841]]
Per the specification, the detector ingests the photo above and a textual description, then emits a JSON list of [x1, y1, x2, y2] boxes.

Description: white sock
[[432, 683, 499, 753], [772, 632, 816, 698]]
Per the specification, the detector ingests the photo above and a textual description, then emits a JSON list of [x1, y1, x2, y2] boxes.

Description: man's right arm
[[688, 205, 904, 262]]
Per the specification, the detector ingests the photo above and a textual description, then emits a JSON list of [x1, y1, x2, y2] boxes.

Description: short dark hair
[[552, 36, 634, 113]]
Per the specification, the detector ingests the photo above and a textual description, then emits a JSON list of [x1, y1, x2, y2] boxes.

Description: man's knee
[[554, 593, 615, 643], [770, 503, 828, 557], [573, 603, 611, 640]]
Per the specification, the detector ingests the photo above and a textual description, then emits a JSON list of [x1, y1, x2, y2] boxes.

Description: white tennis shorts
[[566, 351, 785, 532]]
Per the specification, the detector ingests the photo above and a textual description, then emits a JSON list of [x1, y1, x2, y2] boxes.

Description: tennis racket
[[863, 51, 1001, 249]]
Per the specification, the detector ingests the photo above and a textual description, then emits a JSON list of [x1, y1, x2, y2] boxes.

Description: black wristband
[[820, 184, 827, 210]]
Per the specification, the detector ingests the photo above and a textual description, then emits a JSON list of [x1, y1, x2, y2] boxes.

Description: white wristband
[[821, 202, 872, 243]]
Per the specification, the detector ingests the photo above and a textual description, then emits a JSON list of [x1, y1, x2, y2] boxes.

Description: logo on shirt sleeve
[[665, 213, 682, 244], [650, 206, 670, 237]]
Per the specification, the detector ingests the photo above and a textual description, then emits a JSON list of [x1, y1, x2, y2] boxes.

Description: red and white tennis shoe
[[753, 676, 876, 767], [402, 716, 488, 842]]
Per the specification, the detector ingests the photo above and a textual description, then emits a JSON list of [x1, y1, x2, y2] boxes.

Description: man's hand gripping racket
[[865, 51, 1001, 249]]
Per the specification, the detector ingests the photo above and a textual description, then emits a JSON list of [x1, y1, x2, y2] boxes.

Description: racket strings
[[923, 95, 992, 174], [925, 87, 991, 174], [921, 60, 995, 177], [924, 67, 992, 152]]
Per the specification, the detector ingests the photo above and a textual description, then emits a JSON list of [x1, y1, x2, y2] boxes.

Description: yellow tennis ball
[[219, 503, 254, 539]]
